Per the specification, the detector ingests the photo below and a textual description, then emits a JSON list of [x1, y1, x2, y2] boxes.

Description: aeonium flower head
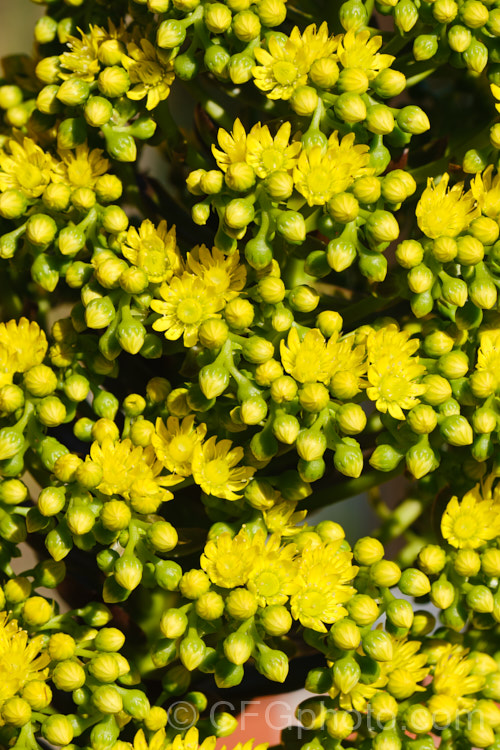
[[252, 29, 312, 101], [191, 435, 255, 500], [152, 415, 207, 477], [122, 39, 176, 110], [0, 137, 58, 199], [186, 245, 246, 302], [293, 131, 372, 206], [471, 165, 500, 219], [151, 274, 225, 348], [337, 29, 395, 78], [0, 611, 50, 707], [201, 529, 259, 588], [416, 173, 479, 238], [56, 143, 110, 190], [441, 484, 499, 549], [121, 219, 183, 284], [0, 318, 48, 386], [245, 121, 301, 179]]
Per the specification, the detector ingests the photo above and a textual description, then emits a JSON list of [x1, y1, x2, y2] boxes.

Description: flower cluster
[[0, 0, 498, 747]]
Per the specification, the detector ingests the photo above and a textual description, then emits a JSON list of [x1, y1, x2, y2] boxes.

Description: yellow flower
[[471, 165, 500, 220], [0, 137, 58, 199], [134, 728, 168, 750], [123, 39, 175, 110], [191, 435, 255, 500], [59, 22, 127, 81], [152, 415, 207, 477], [337, 29, 394, 79], [253, 23, 338, 100], [186, 245, 246, 302], [57, 143, 110, 189], [121, 219, 183, 283], [201, 530, 259, 588], [151, 275, 225, 348], [416, 173, 479, 239], [245, 121, 302, 178], [491, 83, 500, 113], [366, 324, 420, 365], [382, 637, 429, 697], [0, 612, 50, 706], [0, 318, 48, 386], [328, 334, 367, 391], [476, 330, 500, 388], [431, 645, 484, 716], [367, 359, 426, 419], [263, 499, 308, 536], [293, 131, 372, 206], [90, 438, 181, 507], [168, 728, 216, 750], [59, 26, 104, 81], [441, 486, 498, 549], [212, 118, 248, 172], [329, 679, 383, 713], [280, 327, 335, 384], [247, 532, 298, 606], [290, 539, 358, 631]]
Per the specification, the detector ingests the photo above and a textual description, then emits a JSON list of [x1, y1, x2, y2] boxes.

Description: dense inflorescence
[[0, 0, 499, 747]]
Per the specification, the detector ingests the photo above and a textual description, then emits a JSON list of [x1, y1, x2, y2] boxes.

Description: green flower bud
[[161, 609, 188, 639], [347, 594, 380, 625], [310, 57, 340, 88], [438, 351, 469, 379], [92, 685, 123, 715], [241, 336, 274, 363], [371, 560, 402, 587], [329, 618, 361, 650], [397, 106, 430, 134], [26, 213, 57, 247], [386, 599, 414, 629], [52, 661, 86, 692], [465, 721, 495, 749], [481, 548, 500, 577], [333, 653, 361, 693], [334, 438, 363, 478], [57, 116, 87, 151], [440, 415, 473, 446], [42, 715, 74, 746], [448, 24, 472, 51], [463, 37, 488, 72], [430, 578, 455, 609], [413, 34, 439, 61], [195, 591, 225, 620], [354, 536, 384, 565], [102, 127, 137, 162], [299, 382, 330, 412], [97, 67, 130, 98], [364, 210, 399, 244], [204, 45, 230, 78], [362, 629, 394, 661], [461, 0, 489, 27], [399, 567, 431, 596], [327, 237, 357, 271], [372, 69, 406, 98], [255, 644, 289, 682], [405, 705, 433, 735], [214, 658, 244, 688], [295, 429, 327, 460], [328, 193, 359, 223], [155, 560, 183, 591], [2, 696, 32, 727], [466, 584, 494, 612], [334, 92, 367, 122], [114, 556, 143, 590], [225, 199, 255, 229], [57, 78, 90, 106], [353, 175, 382, 204], [260, 605, 292, 636], [180, 630, 206, 671], [370, 691, 399, 722], [85, 297, 116, 329], [224, 633, 254, 665], [0, 189, 28, 219], [395, 0, 419, 31], [337, 67, 369, 94], [276, 210, 306, 243], [422, 374, 452, 405]]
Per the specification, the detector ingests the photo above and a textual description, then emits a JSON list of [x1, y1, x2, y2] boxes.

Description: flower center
[[138, 240, 166, 276], [261, 147, 284, 173], [169, 435, 194, 463], [299, 590, 324, 616], [273, 61, 297, 86], [452, 514, 478, 540], [176, 298, 203, 324], [378, 374, 410, 402], [67, 160, 93, 187], [254, 570, 281, 597], [18, 164, 43, 190], [204, 458, 230, 485]]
